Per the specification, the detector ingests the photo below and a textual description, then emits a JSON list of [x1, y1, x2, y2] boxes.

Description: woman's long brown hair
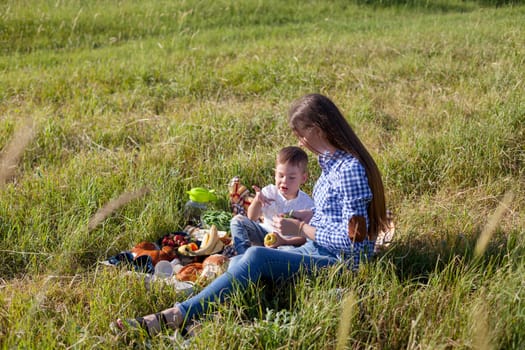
[[288, 93, 388, 239]]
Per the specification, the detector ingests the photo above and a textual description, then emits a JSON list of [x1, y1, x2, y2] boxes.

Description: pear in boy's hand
[[264, 232, 277, 247]]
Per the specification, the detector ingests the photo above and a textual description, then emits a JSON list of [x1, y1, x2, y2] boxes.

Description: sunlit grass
[[0, 0, 524, 348]]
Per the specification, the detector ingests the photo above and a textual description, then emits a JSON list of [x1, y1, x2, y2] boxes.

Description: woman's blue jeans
[[177, 241, 340, 321]]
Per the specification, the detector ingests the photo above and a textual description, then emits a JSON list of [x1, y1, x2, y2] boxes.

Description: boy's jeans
[[230, 214, 270, 254]]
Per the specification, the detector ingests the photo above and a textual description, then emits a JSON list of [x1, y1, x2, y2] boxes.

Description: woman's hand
[[272, 216, 301, 236], [289, 209, 313, 223]]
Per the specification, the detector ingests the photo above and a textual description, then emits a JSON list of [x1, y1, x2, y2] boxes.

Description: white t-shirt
[[259, 184, 315, 233]]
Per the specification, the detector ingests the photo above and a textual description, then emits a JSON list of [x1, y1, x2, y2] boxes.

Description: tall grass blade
[[88, 187, 150, 231], [474, 191, 514, 257], [0, 120, 35, 187], [471, 300, 494, 350], [336, 291, 357, 350]]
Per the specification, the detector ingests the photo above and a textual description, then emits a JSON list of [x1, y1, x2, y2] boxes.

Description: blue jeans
[[177, 241, 340, 321], [230, 214, 270, 254]]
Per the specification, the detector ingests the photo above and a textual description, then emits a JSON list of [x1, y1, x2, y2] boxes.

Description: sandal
[[111, 307, 184, 337]]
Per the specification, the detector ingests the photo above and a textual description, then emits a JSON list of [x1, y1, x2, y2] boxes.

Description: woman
[[112, 93, 388, 336]]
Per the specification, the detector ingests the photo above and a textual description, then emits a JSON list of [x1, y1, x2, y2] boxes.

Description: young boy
[[230, 146, 314, 254]]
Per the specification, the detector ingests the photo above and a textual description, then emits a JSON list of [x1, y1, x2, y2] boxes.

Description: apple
[[264, 233, 277, 247]]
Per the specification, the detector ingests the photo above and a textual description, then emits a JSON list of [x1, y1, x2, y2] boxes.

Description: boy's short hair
[[276, 146, 308, 172]]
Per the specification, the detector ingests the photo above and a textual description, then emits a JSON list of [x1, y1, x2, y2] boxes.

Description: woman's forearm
[[298, 221, 316, 241]]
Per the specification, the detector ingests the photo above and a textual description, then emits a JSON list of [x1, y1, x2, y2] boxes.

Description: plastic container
[[183, 200, 208, 226], [170, 258, 184, 274], [183, 187, 217, 226]]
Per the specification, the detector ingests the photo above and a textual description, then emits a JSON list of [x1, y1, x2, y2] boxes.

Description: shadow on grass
[[376, 229, 523, 283], [355, 0, 520, 11]]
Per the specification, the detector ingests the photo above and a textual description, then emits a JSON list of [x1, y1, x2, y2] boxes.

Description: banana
[[178, 244, 191, 255], [178, 242, 198, 256], [181, 225, 224, 256], [201, 232, 211, 247]]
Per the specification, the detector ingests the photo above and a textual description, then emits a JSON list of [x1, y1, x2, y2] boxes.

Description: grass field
[[1, 0, 524, 348]]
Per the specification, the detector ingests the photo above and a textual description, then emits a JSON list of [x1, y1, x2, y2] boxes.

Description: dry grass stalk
[[474, 191, 514, 257], [336, 291, 357, 350], [0, 121, 35, 187], [471, 300, 493, 350], [88, 187, 150, 231]]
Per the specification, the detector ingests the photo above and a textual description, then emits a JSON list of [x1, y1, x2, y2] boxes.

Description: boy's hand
[[252, 185, 275, 207], [264, 232, 287, 249]]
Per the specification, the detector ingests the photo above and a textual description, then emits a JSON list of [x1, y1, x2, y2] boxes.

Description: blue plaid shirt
[[310, 150, 375, 266]]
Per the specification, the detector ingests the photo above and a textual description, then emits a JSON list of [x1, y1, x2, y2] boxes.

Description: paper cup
[[154, 260, 174, 278]]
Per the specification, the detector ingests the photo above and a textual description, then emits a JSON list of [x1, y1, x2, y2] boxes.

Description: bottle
[[183, 187, 217, 227], [183, 200, 208, 226]]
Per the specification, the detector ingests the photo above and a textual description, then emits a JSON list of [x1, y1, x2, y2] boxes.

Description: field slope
[[0, 0, 524, 348]]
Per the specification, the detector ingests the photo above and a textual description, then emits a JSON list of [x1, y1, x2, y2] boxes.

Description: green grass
[[1, 0, 524, 348]]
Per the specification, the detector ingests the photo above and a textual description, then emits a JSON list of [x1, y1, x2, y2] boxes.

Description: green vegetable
[[201, 210, 233, 231], [283, 210, 295, 218]]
